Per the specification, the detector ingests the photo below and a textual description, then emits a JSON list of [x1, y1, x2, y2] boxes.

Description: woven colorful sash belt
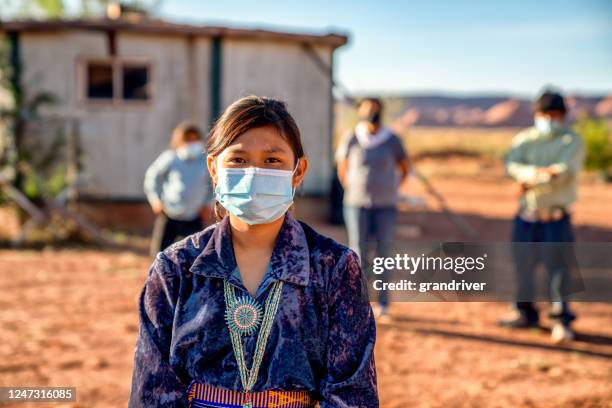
[[187, 381, 318, 408]]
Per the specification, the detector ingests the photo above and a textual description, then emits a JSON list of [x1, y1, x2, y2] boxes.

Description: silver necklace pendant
[[225, 295, 263, 336], [224, 280, 284, 407]]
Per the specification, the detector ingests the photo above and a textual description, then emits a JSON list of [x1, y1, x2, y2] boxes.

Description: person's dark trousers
[[343, 206, 397, 307], [511, 213, 577, 325], [150, 213, 203, 258]]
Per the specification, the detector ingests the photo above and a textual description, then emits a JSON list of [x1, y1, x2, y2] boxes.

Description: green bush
[[574, 116, 612, 176]]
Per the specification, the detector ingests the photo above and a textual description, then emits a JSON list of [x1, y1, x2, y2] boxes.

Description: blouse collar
[[189, 211, 310, 287]]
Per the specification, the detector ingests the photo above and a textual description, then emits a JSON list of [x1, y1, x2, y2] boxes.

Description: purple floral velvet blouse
[[128, 211, 378, 407]]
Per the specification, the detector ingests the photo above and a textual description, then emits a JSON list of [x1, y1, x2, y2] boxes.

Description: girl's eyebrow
[[263, 147, 289, 153], [226, 147, 288, 154]]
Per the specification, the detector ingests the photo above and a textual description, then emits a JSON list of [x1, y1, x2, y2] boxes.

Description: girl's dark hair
[[207, 95, 305, 220]]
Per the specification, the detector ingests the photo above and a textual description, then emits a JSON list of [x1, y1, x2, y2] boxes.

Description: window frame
[[78, 56, 154, 107]]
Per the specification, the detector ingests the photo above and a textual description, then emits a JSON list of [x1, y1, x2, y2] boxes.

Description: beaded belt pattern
[[187, 381, 317, 408]]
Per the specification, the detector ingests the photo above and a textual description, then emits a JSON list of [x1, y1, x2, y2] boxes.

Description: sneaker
[[551, 323, 575, 344], [498, 311, 539, 329]]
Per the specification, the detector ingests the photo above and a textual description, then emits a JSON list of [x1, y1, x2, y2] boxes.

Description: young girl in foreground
[[129, 96, 378, 408]]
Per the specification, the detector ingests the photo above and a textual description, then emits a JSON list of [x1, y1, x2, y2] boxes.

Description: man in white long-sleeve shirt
[[499, 90, 585, 344]]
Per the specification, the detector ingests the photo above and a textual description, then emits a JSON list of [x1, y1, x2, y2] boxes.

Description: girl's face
[[207, 125, 308, 188]]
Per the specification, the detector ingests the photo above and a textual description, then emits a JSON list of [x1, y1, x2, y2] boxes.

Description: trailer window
[[86, 63, 113, 99], [82, 60, 151, 103], [122, 65, 149, 100]]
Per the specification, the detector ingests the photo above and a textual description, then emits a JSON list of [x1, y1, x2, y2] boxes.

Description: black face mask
[[359, 111, 381, 125]]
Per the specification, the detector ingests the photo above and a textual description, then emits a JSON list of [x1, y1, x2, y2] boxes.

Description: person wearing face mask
[[335, 97, 410, 322], [500, 90, 585, 344], [129, 96, 378, 408], [144, 122, 213, 257]]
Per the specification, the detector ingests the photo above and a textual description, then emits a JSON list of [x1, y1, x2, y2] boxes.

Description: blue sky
[[64, 0, 612, 96]]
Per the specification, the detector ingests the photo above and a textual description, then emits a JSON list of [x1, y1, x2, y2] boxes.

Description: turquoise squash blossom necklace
[[223, 279, 284, 408]]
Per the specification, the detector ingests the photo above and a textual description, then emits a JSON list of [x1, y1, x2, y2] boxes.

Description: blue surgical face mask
[[214, 161, 299, 225], [535, 117, 562, 135]]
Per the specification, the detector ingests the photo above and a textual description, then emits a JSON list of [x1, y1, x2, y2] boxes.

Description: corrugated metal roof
[[0, 18, 349, 48]]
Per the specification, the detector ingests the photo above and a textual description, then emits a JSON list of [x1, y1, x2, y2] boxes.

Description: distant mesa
[[339, 94, 612, 128], [595, 96, 612, 117], [484, 98, 533, 127]]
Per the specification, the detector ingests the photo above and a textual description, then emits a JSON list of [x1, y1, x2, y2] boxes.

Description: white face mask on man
[[534, 117, 563, 136]]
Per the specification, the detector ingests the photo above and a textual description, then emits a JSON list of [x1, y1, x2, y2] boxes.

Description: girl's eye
[[227, 157, 246, 164], [264, 157, 282, 164]]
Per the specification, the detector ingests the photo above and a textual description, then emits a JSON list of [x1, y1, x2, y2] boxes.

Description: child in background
[[144, 122, 213, 257]]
